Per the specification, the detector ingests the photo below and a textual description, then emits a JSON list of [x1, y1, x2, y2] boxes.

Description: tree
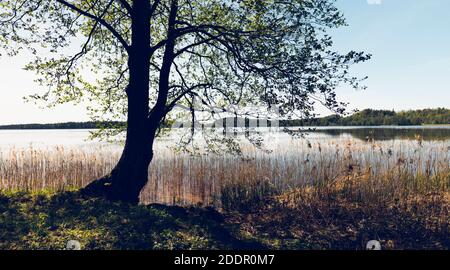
[[0, 0, 370, 203]]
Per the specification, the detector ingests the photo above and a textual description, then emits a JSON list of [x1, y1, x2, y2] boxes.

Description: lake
[[0, 126, 449, 148]]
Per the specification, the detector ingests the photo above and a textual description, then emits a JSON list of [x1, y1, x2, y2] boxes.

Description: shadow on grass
[[1, 189, 448, 250], [226, 191, 450, 250], [0, 191, 264, 250]]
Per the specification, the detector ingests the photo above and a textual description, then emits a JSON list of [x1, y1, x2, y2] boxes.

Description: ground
[[0, 190, 448, 250]]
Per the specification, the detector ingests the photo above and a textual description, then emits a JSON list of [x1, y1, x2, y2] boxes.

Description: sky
[[330, 0, 450, 113], [0, 0, 449, 124]]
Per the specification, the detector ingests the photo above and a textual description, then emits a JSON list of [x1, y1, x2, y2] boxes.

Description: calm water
[[0, 126, 449, 148], [0, 129, 101, 148]]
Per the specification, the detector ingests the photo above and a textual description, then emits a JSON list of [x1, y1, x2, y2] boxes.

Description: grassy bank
[[1, 185, 448, 250], [0, 191, 257, 250]]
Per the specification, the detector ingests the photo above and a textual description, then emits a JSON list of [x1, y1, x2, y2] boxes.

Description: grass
[[0, 137, 448, 249], [0, 185, 448, 250], [227, 181, 449, 250], [0, 190, 262, 250]]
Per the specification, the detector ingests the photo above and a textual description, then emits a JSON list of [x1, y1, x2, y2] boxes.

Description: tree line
[[1, 108, 448, 130], [0, 121, 122, 130], [286, 108, 450, 126]]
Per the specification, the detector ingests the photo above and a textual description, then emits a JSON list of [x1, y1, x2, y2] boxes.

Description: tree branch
[[150, 0, 162, 17], [115, 0, 132, 14], [149, 0, 178, 120], [55, 0, 130, 51]]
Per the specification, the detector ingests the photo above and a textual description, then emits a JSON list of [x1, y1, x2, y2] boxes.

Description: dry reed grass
[[0, 137, 448, 206]]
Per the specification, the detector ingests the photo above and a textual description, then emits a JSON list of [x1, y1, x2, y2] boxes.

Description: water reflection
[[304, 126, 450, 141]]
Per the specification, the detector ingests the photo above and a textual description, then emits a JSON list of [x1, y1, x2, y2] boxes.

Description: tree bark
[[82, 0, 153, 204]]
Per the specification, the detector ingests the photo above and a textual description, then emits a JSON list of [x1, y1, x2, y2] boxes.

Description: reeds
[[0, 137, 448, 206], [0, 145, 118, 192]]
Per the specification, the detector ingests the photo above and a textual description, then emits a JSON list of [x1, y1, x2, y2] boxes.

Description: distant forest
[[0, 121, 123, 130], [0, 108, 448, 129], [287, 108, 450, 126]]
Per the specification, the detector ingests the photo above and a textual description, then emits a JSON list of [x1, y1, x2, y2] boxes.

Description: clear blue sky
[[330, 0, 450, 113], [0, 0, 449, 124]]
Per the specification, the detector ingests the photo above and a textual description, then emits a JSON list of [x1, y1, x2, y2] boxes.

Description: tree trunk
[[82, 0, 179, 203], [82, 70, 155, 204], [82, 0, 153, 204]]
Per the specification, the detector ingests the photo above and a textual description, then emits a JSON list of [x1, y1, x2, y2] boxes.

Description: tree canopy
[[1, 0, 370, 139]]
